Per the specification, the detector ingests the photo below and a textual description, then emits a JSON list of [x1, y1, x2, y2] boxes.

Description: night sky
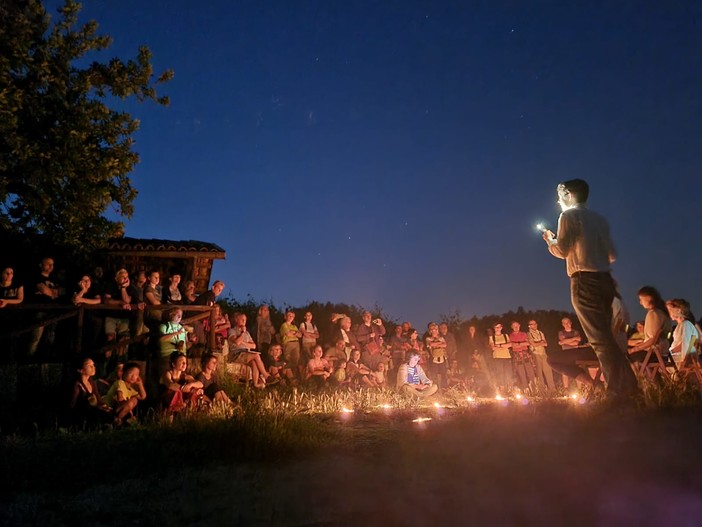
[[58, 1, 702, 327]]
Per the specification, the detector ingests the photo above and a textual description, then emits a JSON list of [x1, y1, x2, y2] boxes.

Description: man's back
[[549, 205, 615, 276]]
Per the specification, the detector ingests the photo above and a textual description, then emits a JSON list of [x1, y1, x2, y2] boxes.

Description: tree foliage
[[0, 0, 172, 253]]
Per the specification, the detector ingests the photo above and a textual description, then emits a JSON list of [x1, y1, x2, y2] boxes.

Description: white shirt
[[548, 204, 616, 277]]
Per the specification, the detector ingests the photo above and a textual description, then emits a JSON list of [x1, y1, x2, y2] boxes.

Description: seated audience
[[396, 350, 438, 398], [666, 299, 700, 369], [306, 344, 332, 384], [158, 308, 189, 377], [446, 359, 466, 389], [104, 362, 146, 425], [371, 362, 387, 388], [68, 356, 111, 427], [324, 338, 349, 373], [160, 352, 205, 411], [330, 315, 360, 361], [627, 321, 646, 352], [202, 304, 231, 351], [196, 354, 233, 405], [266, 343, 294, 384], [228, 312, 270, 388], [629, 286, 672, 363], [346, 348, 375, 387]]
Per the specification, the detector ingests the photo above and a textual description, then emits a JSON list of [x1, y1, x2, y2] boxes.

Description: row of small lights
[[340, 392, 586, 423]]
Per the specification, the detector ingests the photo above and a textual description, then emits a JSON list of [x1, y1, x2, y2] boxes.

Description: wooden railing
[[0, 303, 217, 357]]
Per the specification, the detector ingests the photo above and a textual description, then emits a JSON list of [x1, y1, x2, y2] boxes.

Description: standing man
[[439, 323, 458, 364], [27, 257, 61, 357], [542, 179, 637, 401], [527, 320, 556, 393]]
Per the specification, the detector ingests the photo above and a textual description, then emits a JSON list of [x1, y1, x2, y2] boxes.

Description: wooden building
[[102, 237, 226, 293]]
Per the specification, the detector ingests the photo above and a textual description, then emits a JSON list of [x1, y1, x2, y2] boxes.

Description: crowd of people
[[2, 257, 702, 429]]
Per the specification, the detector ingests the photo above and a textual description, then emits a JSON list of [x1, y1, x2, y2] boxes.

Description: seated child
[[104, 362, 147, 426]]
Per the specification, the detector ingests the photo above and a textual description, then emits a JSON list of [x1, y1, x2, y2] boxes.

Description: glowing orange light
[[412, 417, 432, 423], [341, 407, 354, 414], [495, 394, 505, 401], [466, 396, 475, 402]]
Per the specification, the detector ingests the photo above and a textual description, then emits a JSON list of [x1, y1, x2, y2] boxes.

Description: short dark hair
[[123, 361, 141, 377], [559, 178, 589, 203], [169, 351, 186, 366], [201, 353, 216, 368]]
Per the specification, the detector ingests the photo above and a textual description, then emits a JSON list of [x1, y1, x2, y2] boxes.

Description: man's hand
[[542, 229, 556, 244]]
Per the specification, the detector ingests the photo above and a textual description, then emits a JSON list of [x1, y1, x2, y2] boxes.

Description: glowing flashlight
[[536, 222, 548, 233]]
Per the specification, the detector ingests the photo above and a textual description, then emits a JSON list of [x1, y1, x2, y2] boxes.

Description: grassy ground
[[3, 388, 702, 526]]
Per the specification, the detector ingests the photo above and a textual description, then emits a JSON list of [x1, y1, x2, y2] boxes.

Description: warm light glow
[[380, 404, 392, 409], [412, 417, 432, 423], [341, 407, 354, 413], [515, 393, 523, 400], [570, 393, 578, 400], [433, 402, 442, 408], [495, 394, 505, 401], [466, 396, 475, 402]]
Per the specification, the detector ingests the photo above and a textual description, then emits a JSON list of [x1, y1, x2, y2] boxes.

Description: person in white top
[[666, 299, 700, 369], [542, 178, 638, 402]]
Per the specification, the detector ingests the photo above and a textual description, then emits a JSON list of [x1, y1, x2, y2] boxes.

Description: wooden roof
[[105, 237, 226, 258]]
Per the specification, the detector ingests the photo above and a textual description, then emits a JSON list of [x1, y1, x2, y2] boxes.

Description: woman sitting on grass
[[346, 348, 375, 387], [196, 353, 233, 405], [104, 362, 147, 426], [371, 362, 387, 388], [160, 352, 205, 411], [306, 345, 331, 385], [68, 356, 112, 428]]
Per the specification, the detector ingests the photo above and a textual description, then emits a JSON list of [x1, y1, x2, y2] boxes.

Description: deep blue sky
[[57, 1, 702, 327]]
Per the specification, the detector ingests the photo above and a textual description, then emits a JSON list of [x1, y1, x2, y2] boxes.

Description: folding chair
[[675, 353, 702, 385], [575, 359, 603, 383], [634, 345, 672, 382]]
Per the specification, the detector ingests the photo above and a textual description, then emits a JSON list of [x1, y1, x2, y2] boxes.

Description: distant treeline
[[218, 295, 584, 354]]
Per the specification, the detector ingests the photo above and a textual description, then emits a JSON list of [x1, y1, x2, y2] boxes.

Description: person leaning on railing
[[0, 267, 24, 308]]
